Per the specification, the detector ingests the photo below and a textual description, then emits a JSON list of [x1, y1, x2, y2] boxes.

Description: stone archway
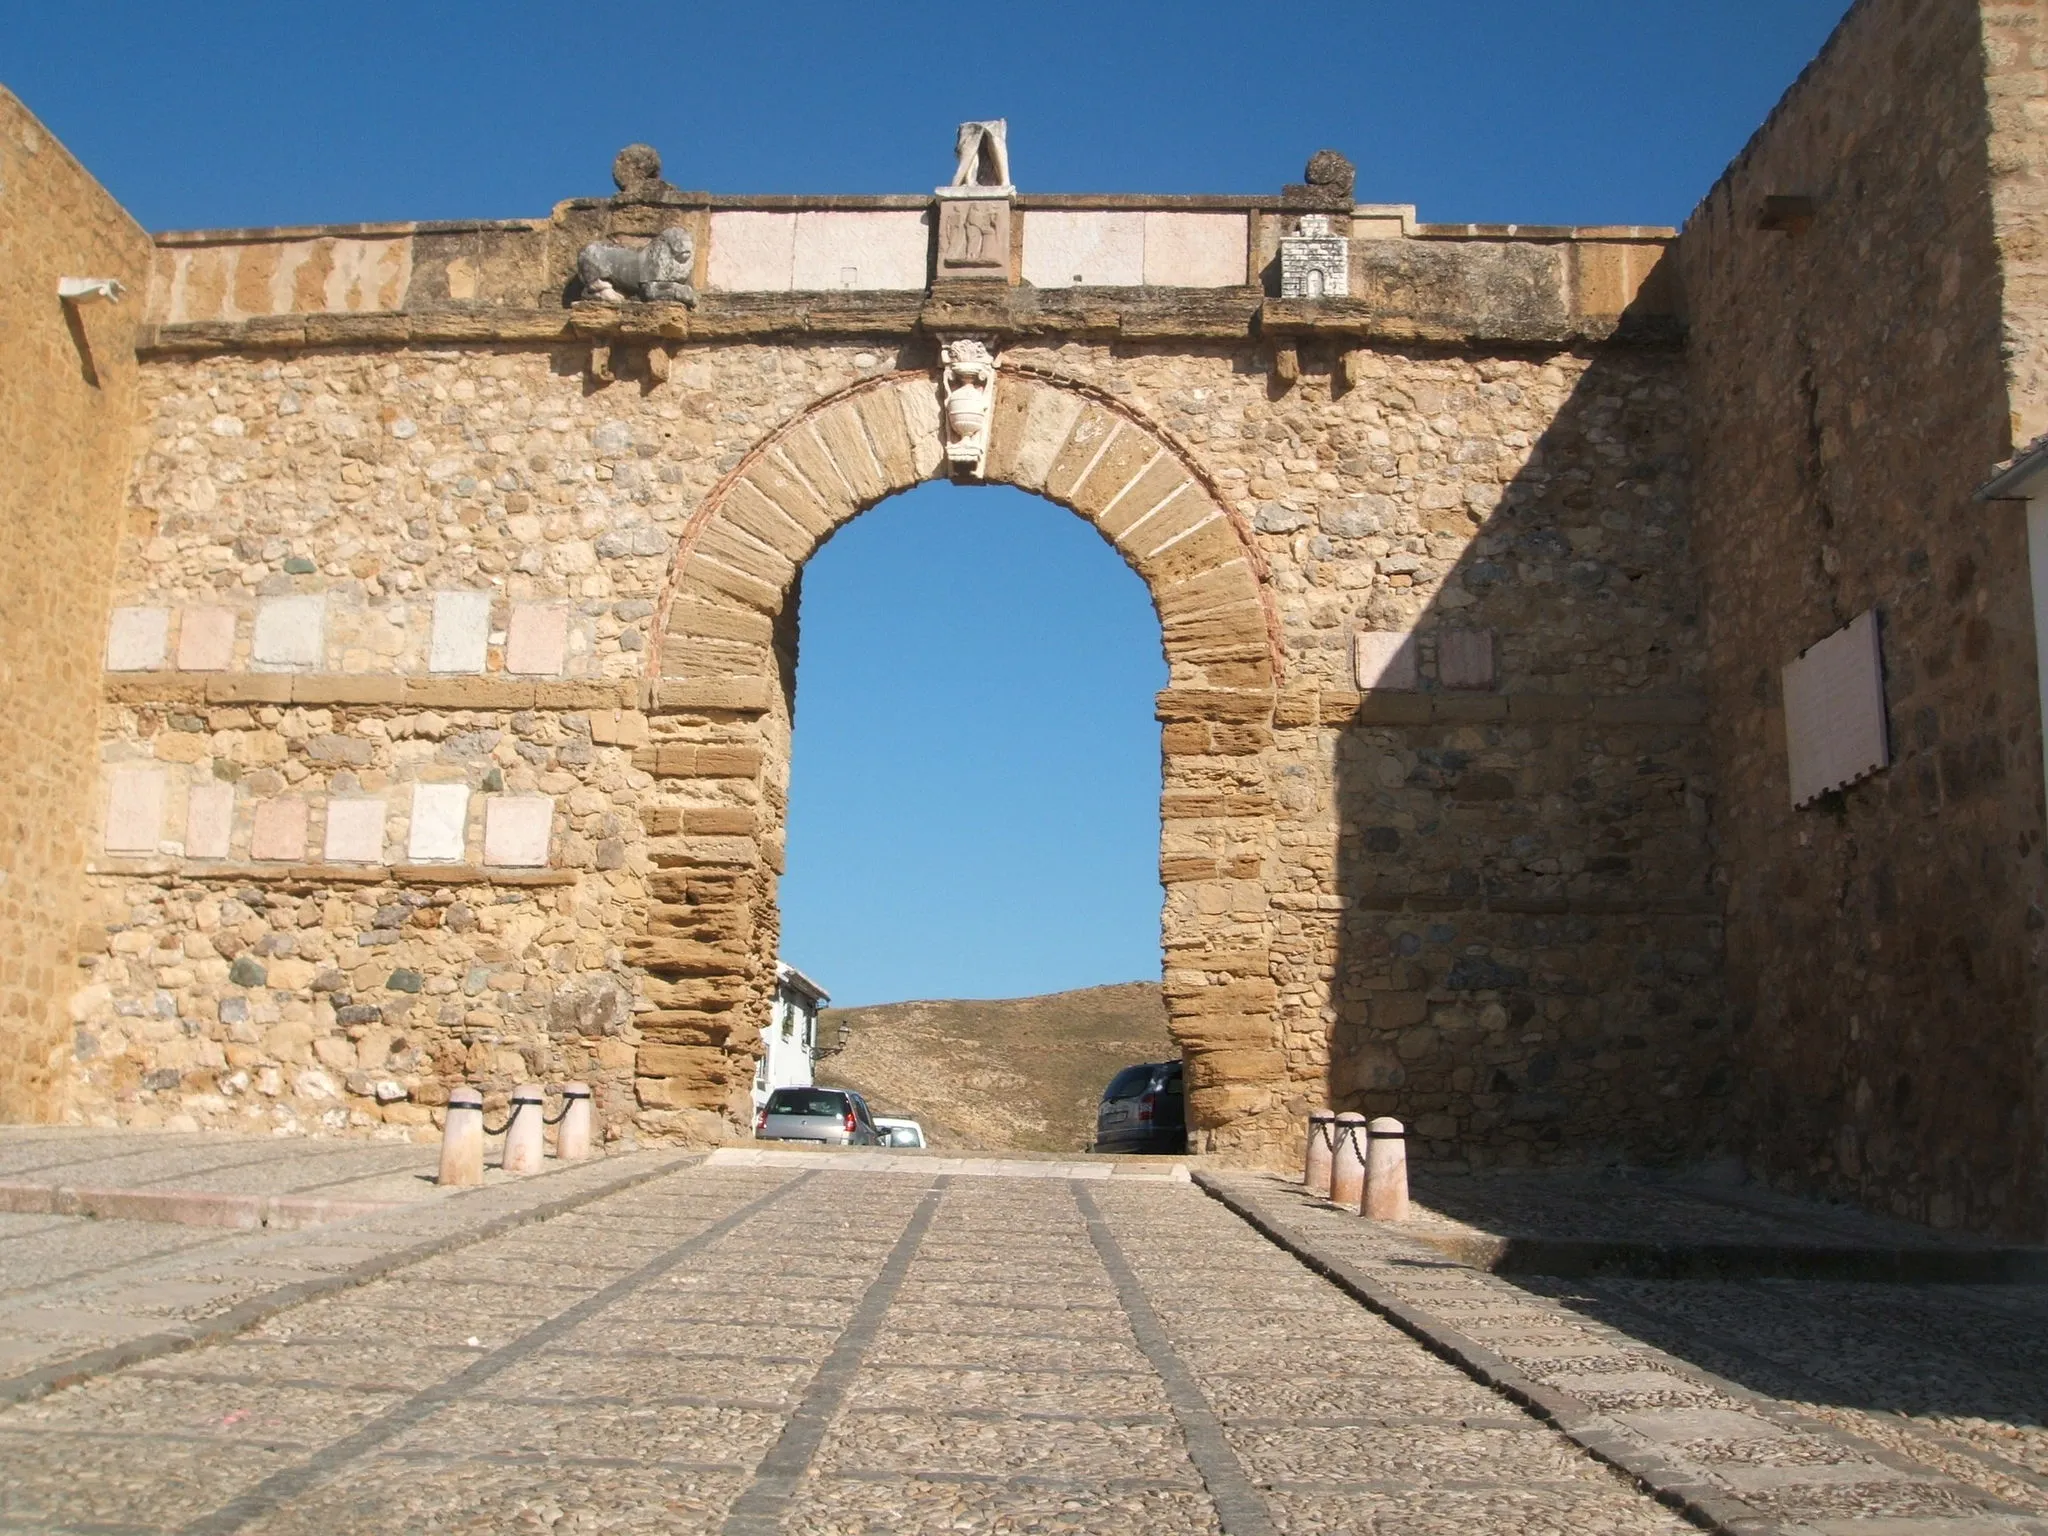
[[629, 363, 1290, 1152]]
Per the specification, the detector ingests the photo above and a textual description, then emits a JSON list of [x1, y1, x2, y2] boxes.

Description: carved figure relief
[[576, 226, 698, 306], [946, 201, 1004, 267], [939, 339, 999, 477], [949, 120, 1012, 190]]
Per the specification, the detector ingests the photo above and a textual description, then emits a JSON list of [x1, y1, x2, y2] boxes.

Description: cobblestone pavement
[[1211, 1173, 2048, 1536], [0, 1162, 1695, 1535]]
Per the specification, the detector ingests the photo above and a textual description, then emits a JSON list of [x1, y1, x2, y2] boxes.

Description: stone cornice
[[135, 293, 1681, 360]]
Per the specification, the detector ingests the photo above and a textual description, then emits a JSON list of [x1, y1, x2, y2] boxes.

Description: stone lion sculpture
[[576, 226, 697, 306]]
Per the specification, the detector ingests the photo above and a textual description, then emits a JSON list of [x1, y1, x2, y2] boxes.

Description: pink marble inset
[[505, 603, 569, 676], [104, 768, 166, 854], [250, 799, 309, 862], [483, 796, 554, 867], [177, 607, 237, 672], [184, 781, 234, 860]]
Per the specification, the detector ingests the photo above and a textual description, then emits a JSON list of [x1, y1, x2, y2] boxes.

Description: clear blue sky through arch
[[6, 1, 1857, 1002], [780, 483, 1167, 1008]]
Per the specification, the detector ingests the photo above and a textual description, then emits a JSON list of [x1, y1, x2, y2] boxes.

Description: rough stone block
[[184, 781, 234, 860], [483, 795, 553, 867], [408, 782, 469, 862], [1355, 631, 1419, 691], [1437, 628, 1496, 690], [252, 596, 325, 669], [104, 768, 166, 853], [1022, 210, 1143, 287], [428, 590, 492, 674], [176, 606, 237, 671], [1141, 212, 1248, 288], [105, 607, 169, 672], [323, 798, 387, 864], [250, 798, 309, 862]]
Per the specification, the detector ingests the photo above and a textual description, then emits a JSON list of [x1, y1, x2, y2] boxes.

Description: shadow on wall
[[1320, 326, 1728, 1170]]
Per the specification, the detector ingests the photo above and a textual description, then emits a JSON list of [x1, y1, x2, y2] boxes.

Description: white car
[[874, 1117, 926, 1149]]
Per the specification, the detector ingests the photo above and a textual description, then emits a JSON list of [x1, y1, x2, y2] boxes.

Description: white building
[[751, 962, 831, 1110]]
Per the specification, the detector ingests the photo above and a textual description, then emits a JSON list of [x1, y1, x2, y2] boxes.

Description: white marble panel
[[323, 799, 386, 864], [429, 590, 493, 674], [184, 781, 234, 860], [1354, 631, 1418, 691], [252, 595, 325, 668], [484, 796, 554, 867], [505, 603, 569, 676], [1142, 213, 1248, 287], [104, 768, 166, 854], [706, 211, 797, 292], [105, 608, 170, 672], [408, 782, 470, 863], [1021, 211, 1143, 288], [790, 210, 932, 291], [1784, 609, 1888, 807], [176, 607, 237, 671]]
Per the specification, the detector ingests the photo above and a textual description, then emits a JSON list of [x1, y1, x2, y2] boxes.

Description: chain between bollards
[[437, 1081, 596, 1184], [1299, 1108, 1409, 1222]]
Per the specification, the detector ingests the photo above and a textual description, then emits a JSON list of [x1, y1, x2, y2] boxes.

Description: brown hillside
[[813, 982, 1174, 1154]]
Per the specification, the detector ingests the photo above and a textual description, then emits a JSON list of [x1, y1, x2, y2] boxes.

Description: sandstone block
[[737, 455, 837, 540], [1043, 406, 1121, 504], [891, 379, 947, 481], [853, 385, 919, 491], [1000, 385, 1085, 493]]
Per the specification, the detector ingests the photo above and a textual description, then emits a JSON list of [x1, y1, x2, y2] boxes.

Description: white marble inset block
[[176, 606, 237, 671], [106, 608, 170, 672], [790, 210, 932, 291], [1784, 609, 1889, 808], [250, 798, 309, 862], [1438, 629, 1496, 690], [184, 781, 235, 860], [104, 768, 166, 853], [1141, 212, 1248, 288], [1354, 631, 1418, 691], [483, 796, 554, 867], [324, 799, 387, 864], [252, 595, 325, 668], [1021, 210, 1144, 288], [408, 782, 470, 862], [706, 210, 797, 292], [505, 603, 569, 676], [429, 590, 493, 674]]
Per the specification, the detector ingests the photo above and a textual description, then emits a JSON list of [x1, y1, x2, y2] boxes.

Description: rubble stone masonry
[[0, 90, 153, 1120], [1675, 0, 2048, 1236], [12, 0, 2048, 1232]]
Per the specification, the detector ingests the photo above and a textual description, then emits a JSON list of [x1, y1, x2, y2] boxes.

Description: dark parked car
[[1093, 1060, 1186, 1153], [755, 1086, 880, 1145]]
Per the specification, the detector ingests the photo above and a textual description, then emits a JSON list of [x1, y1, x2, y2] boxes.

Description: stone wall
[[80, 308, 1724, 1163], [1675, 0, 2048, 1236], [0, 91, 153, 1120]]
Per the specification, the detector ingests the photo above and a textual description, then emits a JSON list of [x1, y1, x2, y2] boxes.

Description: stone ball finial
[[612, 143, 664, 194], [1304, 149, 1355, 195]]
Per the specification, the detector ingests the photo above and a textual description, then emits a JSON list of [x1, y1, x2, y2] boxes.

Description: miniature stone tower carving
[[1280, 214, 1349, 299]]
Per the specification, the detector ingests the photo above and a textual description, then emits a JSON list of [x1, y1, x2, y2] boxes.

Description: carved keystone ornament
[[938, 339, 998, 477]]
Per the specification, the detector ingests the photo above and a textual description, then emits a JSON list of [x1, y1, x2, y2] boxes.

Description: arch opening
[[635, 367, 1291, 1155]]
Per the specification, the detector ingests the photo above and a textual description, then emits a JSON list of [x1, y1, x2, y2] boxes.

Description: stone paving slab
[[708, 1145, 1192, 1179], [1202, 1171, 2048, 1536], [0, 1148, 697, 1407], [0, 1161, 1698, 1535]]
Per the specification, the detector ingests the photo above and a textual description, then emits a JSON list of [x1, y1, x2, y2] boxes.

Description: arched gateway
[[65, 135, 1726, 1173], [635, 367, 1286, 1149]]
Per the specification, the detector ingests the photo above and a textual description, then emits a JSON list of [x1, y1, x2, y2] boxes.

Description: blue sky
[[6, 1, 1850, 1006]]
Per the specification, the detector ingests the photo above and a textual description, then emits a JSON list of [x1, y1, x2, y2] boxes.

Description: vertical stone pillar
[[1304, 1109, 1336, 1197], [438, 1086, 484, 1187], [1330, 1111, 1368, 1209], [501, 1084, 545, 1174], [1361, 1116, 1409, 1221], [557, 1082, 593, 1160]]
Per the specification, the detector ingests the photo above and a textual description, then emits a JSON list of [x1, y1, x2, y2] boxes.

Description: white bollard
[[1304, 1110, 1337, 1198], [501, 1083, 546, 1174], [437, 1086, 484, 1187], [1362, 1116, 1409, 1221], [556, 1082, 593, 1161], [1329, 1112, 1368, 1210]]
